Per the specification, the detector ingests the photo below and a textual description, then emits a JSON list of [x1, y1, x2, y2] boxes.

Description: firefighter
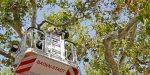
[[36, 26, 56, 49], [36, 27, 69, 49], [55, 28, 69, 39], [61, 28, 69, 39], [47, 26, 56, 34]]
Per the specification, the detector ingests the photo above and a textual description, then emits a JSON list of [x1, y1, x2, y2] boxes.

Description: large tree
[[0, 0, 150, 75]]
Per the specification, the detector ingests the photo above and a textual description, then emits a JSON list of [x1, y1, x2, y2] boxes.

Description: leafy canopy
[[0, 0, 150, 75]]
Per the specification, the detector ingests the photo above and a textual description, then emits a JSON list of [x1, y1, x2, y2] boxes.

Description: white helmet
[[47, 26, 56, 33]]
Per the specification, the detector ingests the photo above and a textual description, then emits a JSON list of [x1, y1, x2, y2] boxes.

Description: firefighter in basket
[[10, 26, 71, 59], [36, 26, 69, 50]]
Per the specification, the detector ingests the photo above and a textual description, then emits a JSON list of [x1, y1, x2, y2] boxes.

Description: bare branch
[[37, 20, 55, 29], [30, 0, 37, 27]]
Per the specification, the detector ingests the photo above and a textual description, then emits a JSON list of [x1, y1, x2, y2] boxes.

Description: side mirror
[[10, 45, 19, 52]]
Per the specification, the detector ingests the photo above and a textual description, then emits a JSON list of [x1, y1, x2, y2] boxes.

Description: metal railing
[[15, 27, 78, 64], [15, 27, 45, 59]]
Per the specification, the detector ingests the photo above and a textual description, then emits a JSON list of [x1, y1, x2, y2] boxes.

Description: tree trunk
[[103, 16, 138, 75]]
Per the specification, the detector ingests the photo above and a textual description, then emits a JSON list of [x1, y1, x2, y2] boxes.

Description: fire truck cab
[[13, 27, 80, 75]]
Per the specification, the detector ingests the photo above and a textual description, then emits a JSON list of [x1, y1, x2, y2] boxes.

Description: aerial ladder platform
[[12, 27, 80, 75]]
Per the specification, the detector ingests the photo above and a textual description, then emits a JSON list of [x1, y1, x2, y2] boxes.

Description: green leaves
[[83, 57, 89, 62], [146, 23, 150, 36], [95, 12, 102, 22], [0, 67, 13, 75], [145, 14, 150, 35], [138, 15, 144, 24], [0, 34, 5, 40], [1, 58, 13, 66]]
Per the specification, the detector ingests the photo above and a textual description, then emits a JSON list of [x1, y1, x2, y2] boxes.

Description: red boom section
[[66, 67, 78, 75], [14, 52, 37, 73], [14, 52, 79, 75]]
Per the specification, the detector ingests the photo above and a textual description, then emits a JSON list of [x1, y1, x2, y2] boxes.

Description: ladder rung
[[52, 45, 61, 49], [52, 50, 61, 54], [52, 44, 60, 47], [47, 49, 61, 54], [52, 39, 60, 42]]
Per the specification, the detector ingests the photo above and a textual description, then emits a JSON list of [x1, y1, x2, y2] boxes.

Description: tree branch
[[37, 11, 78, 29], [103, 31, 119, 75], [119, 54, 125, 68], [0, 48, 14, 61], [37, 20, 55, 29], [119, 24, 137, 68], [59, 11, 78, 26], [136, 58, 149, 65], [5, 1, 25, 38], [37, 11, 91, 29], [118, 16, 138, 39], [103, 16, 139, 75], [129, 23, 137, 47], [30, 0, 37, 27], [37, 0, 96, 29], [0, 1, 25, 60]]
